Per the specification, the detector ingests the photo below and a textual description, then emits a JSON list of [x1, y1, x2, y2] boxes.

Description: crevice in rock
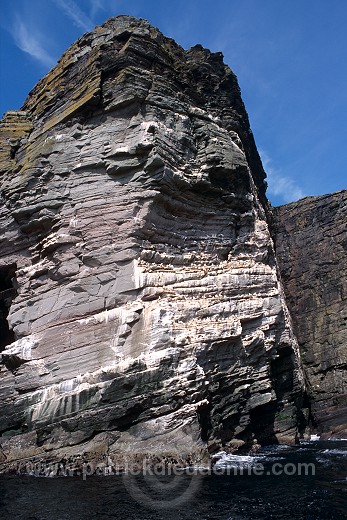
[[197, 398, 212, 442], [298, 389, 317, 435], [0, 264, 17, 352], [0, 421, 27, 438], [249, 401, 279, 445]]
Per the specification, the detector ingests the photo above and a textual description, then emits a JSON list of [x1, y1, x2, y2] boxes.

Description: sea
[[0, 440, 346, 519]]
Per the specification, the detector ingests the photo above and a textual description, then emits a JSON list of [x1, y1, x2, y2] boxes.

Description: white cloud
[[259, 149, 306, 204], [54, 0, 94, 31], [13, 18, 56, 69]]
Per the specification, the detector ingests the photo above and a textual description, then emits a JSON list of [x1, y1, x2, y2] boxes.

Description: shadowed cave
[[0, 264, 17, 352]]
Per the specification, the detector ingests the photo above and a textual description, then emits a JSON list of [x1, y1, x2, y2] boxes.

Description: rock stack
[[0, 16, 345, 472]]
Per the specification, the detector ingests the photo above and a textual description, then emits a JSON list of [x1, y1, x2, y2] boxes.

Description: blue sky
[[0, 0, 346, 206]]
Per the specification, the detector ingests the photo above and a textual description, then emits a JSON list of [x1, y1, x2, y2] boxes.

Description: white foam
[[322, 449, 347, 456], [212, 451, 262, 469]]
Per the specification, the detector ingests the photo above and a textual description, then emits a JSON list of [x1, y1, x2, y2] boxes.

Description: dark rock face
[[0, 15, 330, 472], [274, 192, 347, 438]]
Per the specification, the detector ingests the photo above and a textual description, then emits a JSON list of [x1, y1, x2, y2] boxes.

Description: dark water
[[0, 441, 346, 519]]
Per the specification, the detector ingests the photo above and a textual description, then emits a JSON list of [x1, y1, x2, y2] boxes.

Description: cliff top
[[1, 15, 267, 199]]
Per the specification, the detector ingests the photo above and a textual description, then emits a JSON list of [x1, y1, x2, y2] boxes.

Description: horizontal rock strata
[[0, 16, 306, 471]]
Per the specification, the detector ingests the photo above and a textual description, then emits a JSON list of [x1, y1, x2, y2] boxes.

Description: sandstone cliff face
[[0, 16, 306, 470], [274, 192, 347, 438]]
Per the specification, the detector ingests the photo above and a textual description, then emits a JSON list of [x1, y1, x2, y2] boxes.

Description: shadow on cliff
[[0, 264, 17, 353], [196, 340, 305, 450]]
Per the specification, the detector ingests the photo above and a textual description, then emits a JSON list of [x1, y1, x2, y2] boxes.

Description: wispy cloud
[[260, 149, 306, 204], [89, 0, 105, 20], [53, 0, 94, 31], [12, 17, 56, 69]]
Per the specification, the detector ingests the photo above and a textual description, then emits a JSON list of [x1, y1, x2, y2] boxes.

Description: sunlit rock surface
[[274, 191, 347, 438], [0, 16, 307, 471]]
